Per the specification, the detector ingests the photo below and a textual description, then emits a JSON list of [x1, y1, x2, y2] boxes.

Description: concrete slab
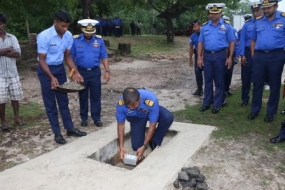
[[0, 122, 215, 190]]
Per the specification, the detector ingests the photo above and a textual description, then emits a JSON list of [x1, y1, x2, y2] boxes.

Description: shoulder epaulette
[[144, 99, 154, 107], [73, 34, 80, 38], [202, 21, 208, 26], [95, 35, 102, 38], [118, 99, 124, 106], [256, 16, 263, 20], [224, 20, 231, 24], [281, 12, 285, 17]]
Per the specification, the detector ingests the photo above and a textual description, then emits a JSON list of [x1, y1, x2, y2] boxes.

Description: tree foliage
[[0, 0, 244, 41]]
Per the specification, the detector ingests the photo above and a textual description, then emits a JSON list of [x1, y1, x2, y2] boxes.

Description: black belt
[[204, 48, 226, 54], [255, 48, 285, 53], [77, 66, 99, 71]]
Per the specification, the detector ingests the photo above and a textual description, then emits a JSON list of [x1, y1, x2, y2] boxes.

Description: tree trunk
[[166, 18, 174, 43]]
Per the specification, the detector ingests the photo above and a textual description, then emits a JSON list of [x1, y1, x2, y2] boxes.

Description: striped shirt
[[0, 32, 21, 78]]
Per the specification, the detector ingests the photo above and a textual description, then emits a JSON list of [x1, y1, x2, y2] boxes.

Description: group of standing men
[[189, 0, 285, 143], [0, 10, 173, 161]]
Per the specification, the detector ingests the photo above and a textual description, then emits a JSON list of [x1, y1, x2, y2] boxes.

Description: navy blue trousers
[[251, 50, 285, 115], [224, 64, 234, 92], [37, 64, 74, 134], [203, 50, 226, 108], [241, 47, 253, 103], [126, 106, 174, 151], [78, 67, 101, 122], [194, 53, 203, 88]]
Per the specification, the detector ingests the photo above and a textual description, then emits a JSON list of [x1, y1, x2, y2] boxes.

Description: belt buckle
[[87, 68, 92, 71], [211, 51, 215, 54], [264, 50, 269, 53]]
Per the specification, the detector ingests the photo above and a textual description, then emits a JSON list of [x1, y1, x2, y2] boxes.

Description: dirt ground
[[0, 37, 284, 189]]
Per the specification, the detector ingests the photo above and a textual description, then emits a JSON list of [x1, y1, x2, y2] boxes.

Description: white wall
[[233, 15, 244, 30]]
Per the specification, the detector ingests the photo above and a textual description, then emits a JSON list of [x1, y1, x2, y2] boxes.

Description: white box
[[123, 154, 137, 166]]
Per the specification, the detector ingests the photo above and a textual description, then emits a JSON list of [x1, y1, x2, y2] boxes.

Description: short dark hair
[[192, 19, 201, 25], [0, 13, 7, 24], [123, 87, 140, 105], [54, 10, 71, 23]]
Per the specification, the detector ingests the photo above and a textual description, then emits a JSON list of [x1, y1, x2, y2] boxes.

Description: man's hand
[[241, 56, 246, 66], [104, 72, 110, 83], [136, 145, 146, 161], [226, 58, 232, 69], [51, 77, 59, 89], [71, 71, 84, 84], [197, 57, 203, 69], [119, 147, 127, 160], [189, 59, 193, 67]]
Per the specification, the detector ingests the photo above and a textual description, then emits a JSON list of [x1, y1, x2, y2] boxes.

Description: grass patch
[[104, 35, 185, 58], [5, 102, 46, 126], [173, 86, 285, 150]]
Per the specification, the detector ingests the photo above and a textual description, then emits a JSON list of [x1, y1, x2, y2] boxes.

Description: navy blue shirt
[[251, 11, 285, 50], [199, 18, 235, 51], [239, 18, 255, 55], [70, 34, 108, 68], [189, 32, 199, 50], [116, 89, 160, 123]]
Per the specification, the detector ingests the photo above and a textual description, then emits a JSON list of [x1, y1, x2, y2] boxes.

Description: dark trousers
[[114, 27, 120, 37], [126, 106, 174, 151], [241, 47, 253, 103], [203, 50, 226, 108], [224, 64, 234, 92], [78, 67, 101, 122], [194, 52, 203, 88], [37, 64, 73, 134], [251, 50, 285, 115]]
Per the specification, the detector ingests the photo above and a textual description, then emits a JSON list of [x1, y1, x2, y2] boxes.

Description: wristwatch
[[143, 144, 148, 149]]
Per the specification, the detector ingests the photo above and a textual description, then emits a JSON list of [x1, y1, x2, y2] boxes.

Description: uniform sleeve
[[148, 98, 160, 123], [99, 39, 108, 59], [198, 27, 205, 42], [239, 24, 246, 56], [250, 22, 257, 41], [116, 104, 126, 123], [226, 25, 235, 42], [37, 33, 48, 54], [66, 32, 73, 50]]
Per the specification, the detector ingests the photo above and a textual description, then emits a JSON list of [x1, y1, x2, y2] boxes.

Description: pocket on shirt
[[272, 27, 283, 37], [49, 46, 59, 54], [217, 30, 226, 40], [76, 48, 85, 58]]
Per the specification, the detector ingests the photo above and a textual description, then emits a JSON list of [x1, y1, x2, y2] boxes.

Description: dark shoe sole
[[81, 121, 88, 127]]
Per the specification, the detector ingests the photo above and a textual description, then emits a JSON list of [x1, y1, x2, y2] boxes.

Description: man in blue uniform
[[116, 87, 174, 161], [197, 3, 235, 114], [71, 19, 110, 127], [37, 10, 87, 144], [222, 15, 240, 99], [247, 0, 285, 122], [239, 2, 263, 107], [189, 19, 203, 96]]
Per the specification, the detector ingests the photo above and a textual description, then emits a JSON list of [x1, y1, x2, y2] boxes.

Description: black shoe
[[81, 120, 88, 127], [270, 136, 285, 143], [281, 109, 285, 115], [54, 134, 66, 144], [149, 141, 157, 151], [226, 90, 234, 96], [241, 102, 248, 107], [199, 106, 210, 112], [192, 88, 203, 96], [222, 100, 227, 107], [212, 107, 220, 114], [94, 120, 103, 127], [67, 128, 87, 137], [247, 112, 258, 120], [264, 114, 274, 122]]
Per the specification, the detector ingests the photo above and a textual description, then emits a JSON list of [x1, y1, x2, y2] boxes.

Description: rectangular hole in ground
[[88, 129, 178, 170]]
